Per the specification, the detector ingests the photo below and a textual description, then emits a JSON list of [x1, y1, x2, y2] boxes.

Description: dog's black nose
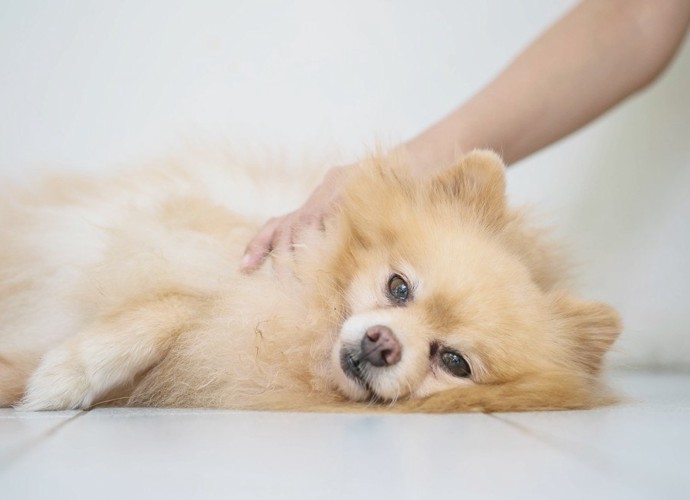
[[360, 325, 401, 367]]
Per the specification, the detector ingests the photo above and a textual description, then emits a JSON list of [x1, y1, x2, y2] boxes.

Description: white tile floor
[[1, 371, 688, 500]]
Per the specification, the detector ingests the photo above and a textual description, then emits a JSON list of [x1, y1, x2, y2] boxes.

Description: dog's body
[[0, 151, 621, 412]]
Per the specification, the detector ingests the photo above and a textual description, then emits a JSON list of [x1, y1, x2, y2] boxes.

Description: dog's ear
[[429, 149, 507, 227], [551, 293, 622, 374]]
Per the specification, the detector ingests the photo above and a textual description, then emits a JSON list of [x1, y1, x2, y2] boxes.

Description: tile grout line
[[487, 413, 615, 470], [0, 411, 89, 473], [488, 413, 677, 495]]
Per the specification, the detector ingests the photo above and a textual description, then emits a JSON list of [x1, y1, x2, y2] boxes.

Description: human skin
[[241, 0, 690, 272]]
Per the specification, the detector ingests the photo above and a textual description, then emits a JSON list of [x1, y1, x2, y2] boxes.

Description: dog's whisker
[[88, 395, 132, 408]]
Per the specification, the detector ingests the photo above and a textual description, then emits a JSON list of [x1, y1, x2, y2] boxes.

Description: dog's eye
[[387, 274, 410, 303], [440, 351, 471, 378]]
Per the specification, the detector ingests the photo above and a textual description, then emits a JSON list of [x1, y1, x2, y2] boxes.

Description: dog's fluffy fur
[[0, 150, 621, 412]]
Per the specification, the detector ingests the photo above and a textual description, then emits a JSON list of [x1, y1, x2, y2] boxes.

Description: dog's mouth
[[339, 348, 374, 395]]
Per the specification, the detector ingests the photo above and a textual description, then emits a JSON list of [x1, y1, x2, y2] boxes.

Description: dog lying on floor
[[0, 150, 621, 412]]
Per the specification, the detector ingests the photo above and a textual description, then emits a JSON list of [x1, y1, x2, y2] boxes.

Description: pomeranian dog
[[0, 150, 621, 412]]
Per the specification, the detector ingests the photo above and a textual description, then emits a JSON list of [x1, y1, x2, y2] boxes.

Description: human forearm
[[402, 0, 690, 173]]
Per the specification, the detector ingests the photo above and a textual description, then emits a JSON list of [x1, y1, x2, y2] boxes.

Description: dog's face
[[333, 227, 553, 402], [322, 151, 621, 410]]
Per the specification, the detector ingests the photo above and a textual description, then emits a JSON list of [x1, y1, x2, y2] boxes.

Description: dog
[[0, 150, 621, 412]]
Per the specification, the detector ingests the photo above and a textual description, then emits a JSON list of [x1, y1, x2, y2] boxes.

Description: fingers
[[240, 216, 282, 272], [270, 214, 320, 275], [270, 221, 295, 277], [241, 212, 323, 274], [240, 164, 350, 274]]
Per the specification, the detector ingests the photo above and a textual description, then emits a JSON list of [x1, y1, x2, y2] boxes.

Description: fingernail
[[240, 253, 254, 270]]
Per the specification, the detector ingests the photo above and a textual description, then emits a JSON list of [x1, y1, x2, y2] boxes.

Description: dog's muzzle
[[340, 324, 402, 384]]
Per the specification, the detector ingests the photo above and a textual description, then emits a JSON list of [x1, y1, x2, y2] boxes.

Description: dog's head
[[316, 150, 621, 411]]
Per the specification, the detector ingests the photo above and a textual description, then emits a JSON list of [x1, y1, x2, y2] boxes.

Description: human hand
[[240, 164, 349, 272]]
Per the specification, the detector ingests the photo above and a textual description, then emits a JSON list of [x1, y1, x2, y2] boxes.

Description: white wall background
[[1, 0, 688, 369]]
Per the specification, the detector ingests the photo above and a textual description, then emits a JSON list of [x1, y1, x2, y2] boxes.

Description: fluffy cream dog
[[0, 150, 621, 412]]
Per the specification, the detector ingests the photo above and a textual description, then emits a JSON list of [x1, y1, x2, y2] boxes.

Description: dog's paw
[[17, 347, 94, 411]]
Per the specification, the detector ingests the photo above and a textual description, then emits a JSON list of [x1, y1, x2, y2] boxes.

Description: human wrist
[[398, 128, 467, 178]]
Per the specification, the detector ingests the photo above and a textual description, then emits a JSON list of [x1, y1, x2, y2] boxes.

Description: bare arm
[[241, 0, 690, 271], [404, 0, 690, 171]]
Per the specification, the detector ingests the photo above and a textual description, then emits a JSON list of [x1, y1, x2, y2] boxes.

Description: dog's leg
[[0, 353, 40, 407], [18, 295, 202, 410]]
